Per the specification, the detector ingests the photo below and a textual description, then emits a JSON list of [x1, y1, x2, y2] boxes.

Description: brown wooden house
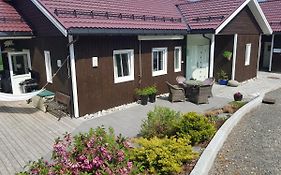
[[3, 0, 273, 118], [177, 0, 272, 82], [0, 1, 33, 95], [11, 0, 188, 117], [259, 0, 281, 73]]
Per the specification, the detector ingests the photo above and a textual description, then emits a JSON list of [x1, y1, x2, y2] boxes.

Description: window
[[245, 43, 251, 66], [174, 46, 182, 72], [152, 48, 167, 76], [113, 49, 134, 83], [44, 51, 52, 83]]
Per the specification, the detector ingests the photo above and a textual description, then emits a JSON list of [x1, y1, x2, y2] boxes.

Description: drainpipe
[[68, 35, 80, 118], [203, 34, 215, 78], [257, 34, 262, 75], [269, 34, 275, 72]]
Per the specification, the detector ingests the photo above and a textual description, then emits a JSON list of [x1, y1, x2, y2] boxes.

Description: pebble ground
[[209, 88, 281, 175]]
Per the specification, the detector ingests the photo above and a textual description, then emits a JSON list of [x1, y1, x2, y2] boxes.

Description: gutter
[[67, 28, 188, 36]]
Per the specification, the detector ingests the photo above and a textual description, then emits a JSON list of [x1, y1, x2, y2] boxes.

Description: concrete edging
[[190, 95, 264, 175]]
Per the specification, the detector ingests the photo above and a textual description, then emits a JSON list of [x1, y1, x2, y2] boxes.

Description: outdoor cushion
[[228, 80, 239, 87]]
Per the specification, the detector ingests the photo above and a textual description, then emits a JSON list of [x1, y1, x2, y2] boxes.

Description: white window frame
[[174, 46, 182, 72], [152, 47, 168, 77], [113, 49, 134, 84], [245, 43, 251, 66], [44, 50, 52, 83]]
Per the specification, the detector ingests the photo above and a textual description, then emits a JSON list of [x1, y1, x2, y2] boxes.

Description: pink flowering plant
[[18, 127, 135, 175]]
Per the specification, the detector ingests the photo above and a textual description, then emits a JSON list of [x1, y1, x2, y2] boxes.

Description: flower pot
[[149, 93, 156, 103], [234, 94, 243, 101], [218, 79, 228, 85], [226, 56, 231, 61], [140, 95, 148, 105]]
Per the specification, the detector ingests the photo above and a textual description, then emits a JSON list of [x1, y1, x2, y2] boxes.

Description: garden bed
[[18, 101, 248, 175]]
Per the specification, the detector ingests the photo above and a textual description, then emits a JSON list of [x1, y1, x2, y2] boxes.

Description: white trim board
[[138, 35, 184, 41], [0, 36, 33, 40], [232, 34, 238, 80], [68, 35, 80, 118], [31, 0, 67, 36], [215, 0, 272, 35]]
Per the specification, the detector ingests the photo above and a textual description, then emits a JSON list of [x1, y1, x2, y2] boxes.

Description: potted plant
[[147, 85, 158, 103], [136, 88, 149, 105], [234, 92, 243, 101], [223, 51, 232, 61], [217, 69, 228, 85]]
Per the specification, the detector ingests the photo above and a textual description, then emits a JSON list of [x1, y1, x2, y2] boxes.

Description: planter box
[[218, 79, 228, 85]]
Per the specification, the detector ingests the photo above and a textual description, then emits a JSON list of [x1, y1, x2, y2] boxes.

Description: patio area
[[0, 101, 83, 174], [0, 71, 281, 174]]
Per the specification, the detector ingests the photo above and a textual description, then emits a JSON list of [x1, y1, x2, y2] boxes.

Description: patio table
[[183, 80, 209, 104], [184, 80, 204, 86]]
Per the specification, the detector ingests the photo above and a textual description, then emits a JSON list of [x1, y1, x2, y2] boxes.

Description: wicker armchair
[[166, 81, 185, 102], [187, 77, 215, 104], [202, 77, 215, 97]]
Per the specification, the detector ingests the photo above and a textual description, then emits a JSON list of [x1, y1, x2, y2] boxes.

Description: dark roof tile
[[38, 0, 187, 31], [177, 0, 245, 30], [0, 1, 32, 32], [260, 0, 281, 32]]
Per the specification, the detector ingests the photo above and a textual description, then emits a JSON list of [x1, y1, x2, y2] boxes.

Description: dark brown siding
[[75, 36, 184, 116], [220, 6, 262, 35], [272, 34, 281, 72], [235, 35, 259, 81], [214, 35, 234, 80], [14, 0, 63, 36], [16, 37, 69, 94]]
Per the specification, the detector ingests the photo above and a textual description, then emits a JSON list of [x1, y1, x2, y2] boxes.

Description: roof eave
[[0, 31, 33, 37], [188, 29, 215, 34], [248, 0, 272, 34], [67, 28, 188, 36], [215, 0, 272, 35]]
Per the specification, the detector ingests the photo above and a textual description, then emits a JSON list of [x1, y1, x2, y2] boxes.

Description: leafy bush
[[139, 107, 181, 138], [229, 101, 247, 109], [176, 112, 216, 145], [146, 85, 158, 94], [131, 136, 198, 175], [18, 127, 135, 175]]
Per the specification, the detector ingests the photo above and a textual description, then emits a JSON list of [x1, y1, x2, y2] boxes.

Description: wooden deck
[[0, 101, 83, 174]]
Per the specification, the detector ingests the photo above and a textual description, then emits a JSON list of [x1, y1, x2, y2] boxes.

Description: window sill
[[174, 69, 181, 73], [114, 76, 134, 84], [152, 70, 167, 77]]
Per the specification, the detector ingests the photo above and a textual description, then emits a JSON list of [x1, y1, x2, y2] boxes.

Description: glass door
[[8, 51, 31, 95]]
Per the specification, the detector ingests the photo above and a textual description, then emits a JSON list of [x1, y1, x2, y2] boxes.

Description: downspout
[[203, 34, 212, 77], [257, 34, 262, 74], [68, 35, 80, 118]]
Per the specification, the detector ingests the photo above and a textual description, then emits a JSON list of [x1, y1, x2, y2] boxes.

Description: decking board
[[0, 101, 82, 174]]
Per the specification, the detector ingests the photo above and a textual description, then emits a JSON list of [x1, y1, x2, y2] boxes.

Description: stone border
[[190, 95, 264, 175]]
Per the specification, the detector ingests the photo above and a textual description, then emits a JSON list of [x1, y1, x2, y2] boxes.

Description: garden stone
[[228, 80, 239, 87]]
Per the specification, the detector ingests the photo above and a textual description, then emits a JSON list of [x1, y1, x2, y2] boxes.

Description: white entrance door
[[192, 45, 209, 81], [8, 51, 32, 95], [263, 42, 271, 68]]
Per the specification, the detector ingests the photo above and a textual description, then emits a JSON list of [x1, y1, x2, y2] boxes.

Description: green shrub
[[135, 87, 150, 96], [140, 107, 181, 138], [229, 101, 247, 109], [176, 112, 216, 145], [131, 136, 198, 175], [146, 85, 158, 94]]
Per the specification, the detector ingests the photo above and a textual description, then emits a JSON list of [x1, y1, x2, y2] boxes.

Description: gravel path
[[209, 88, 281, 175]]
